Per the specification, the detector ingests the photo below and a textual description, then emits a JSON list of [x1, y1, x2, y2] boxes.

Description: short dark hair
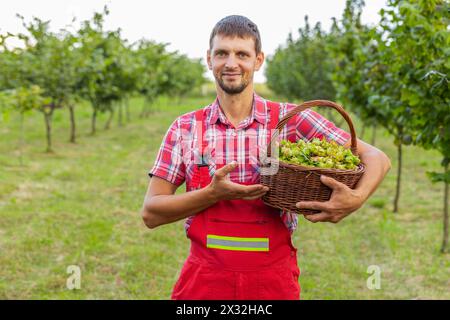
[[209, 15, 262, 55]]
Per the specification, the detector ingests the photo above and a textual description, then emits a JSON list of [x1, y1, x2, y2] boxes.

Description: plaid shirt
[[149, 93, 350, 234]]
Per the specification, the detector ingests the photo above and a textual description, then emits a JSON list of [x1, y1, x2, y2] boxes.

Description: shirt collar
[[208, 93, 267, 126]]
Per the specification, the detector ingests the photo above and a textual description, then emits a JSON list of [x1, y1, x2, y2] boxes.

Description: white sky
[[1, 0, 388, 83]]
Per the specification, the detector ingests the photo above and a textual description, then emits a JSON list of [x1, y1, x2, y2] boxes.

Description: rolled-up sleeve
[[148, 118, 186, 186]]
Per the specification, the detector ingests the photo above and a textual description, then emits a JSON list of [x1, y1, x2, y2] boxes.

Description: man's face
[[207, 35, 264, 95]]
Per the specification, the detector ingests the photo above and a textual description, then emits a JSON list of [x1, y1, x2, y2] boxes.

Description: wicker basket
[[260, 100, 365, 215]]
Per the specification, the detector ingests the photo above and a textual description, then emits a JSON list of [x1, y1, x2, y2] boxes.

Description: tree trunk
[[125, 99, 130, 122], [360, 124, 366, 141], [69, 104, 76, 143], [336, 119, 345, 128], [142, 97, 156, 118], [326, 109, 337, 124], [118, 102, 123, 127], [144, 105, 152, 118], [441, 164, 449, 253], [371, 124, 377, 146], [393, 142, 402, 213], [44, 111, 53, 152], [139, 104, 147, 118], [19, 112, 24, 166], [91, 109, 97, 135], [104, 108, 114, 130]]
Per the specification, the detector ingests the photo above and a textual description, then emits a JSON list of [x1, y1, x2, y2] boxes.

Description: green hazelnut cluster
[[279, 138, 361, 170]]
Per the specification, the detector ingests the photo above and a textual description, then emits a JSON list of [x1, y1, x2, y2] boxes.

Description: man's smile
[[222, 73, 241, 76]]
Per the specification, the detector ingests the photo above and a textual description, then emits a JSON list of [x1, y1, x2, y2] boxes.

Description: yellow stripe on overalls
[[206, 234, 269, 252]]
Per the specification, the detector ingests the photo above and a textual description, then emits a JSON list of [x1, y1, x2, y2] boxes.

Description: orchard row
[[0, 7, 206, 150], [266, 0, 449, 252]]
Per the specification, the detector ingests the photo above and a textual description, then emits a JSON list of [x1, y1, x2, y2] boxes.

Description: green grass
[[0, 94, 448, 299]]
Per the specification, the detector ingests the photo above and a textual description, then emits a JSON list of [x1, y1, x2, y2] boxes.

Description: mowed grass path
[[0, 95, 448, 299]]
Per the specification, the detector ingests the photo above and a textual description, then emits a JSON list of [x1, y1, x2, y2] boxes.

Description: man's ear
[[255, 51, 265, 71], [207, 50, 212, 70]]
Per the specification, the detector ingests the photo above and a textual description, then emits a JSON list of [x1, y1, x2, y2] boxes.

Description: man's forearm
[[142, 186, 217, 228], [355, 149, 391, 201]]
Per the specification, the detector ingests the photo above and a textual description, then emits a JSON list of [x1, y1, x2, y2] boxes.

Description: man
[[141, 15, 391, 300]]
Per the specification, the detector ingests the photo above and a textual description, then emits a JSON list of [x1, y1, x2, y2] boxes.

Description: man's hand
[[207, 161, 269, 201], [295, 175, 365, 223]]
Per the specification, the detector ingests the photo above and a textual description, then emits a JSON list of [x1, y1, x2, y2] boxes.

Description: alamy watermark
[[66, 265, 81, 290], [366, 265, 381, 290]]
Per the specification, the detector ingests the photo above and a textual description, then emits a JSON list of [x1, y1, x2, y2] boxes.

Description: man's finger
[[237, 184, 268, 194], [303, 212, 333, 223], [243, 191, 268, 200], [237, 184, 269, 199], [296, 201, 329, 212], [320, 175, 346, 191], [214, 161, 238, 178]]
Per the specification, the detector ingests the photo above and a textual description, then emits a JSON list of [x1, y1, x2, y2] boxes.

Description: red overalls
[[171, 101, 300, 300]]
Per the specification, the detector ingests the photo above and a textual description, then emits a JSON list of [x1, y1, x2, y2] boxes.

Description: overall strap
[[266, 100, 280, 132], [264, 101, 280, 162], [195, 109, 208, 167], [188, 109, 209, 190]]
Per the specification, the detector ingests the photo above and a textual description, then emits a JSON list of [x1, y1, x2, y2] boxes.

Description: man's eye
[[239, 53, 247, 58]]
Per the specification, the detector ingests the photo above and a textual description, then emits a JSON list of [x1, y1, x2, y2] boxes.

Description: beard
[[215, 73, 250, 95]]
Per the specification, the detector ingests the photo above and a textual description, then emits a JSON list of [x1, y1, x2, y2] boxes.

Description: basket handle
[[267, 100, 358, 157]]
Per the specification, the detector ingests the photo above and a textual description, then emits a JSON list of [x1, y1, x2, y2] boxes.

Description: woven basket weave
[[260, 100, 365, 215]]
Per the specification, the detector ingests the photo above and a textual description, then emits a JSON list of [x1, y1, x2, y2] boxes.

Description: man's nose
[[225, 54, 239, 69]]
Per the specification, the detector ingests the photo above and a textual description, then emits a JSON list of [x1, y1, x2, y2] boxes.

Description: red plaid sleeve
[[284, 103, 351, 145], [148, 117, 186, 186]]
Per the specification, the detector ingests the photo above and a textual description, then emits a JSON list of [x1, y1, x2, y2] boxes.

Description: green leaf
[[426, 170, 450, 184]]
